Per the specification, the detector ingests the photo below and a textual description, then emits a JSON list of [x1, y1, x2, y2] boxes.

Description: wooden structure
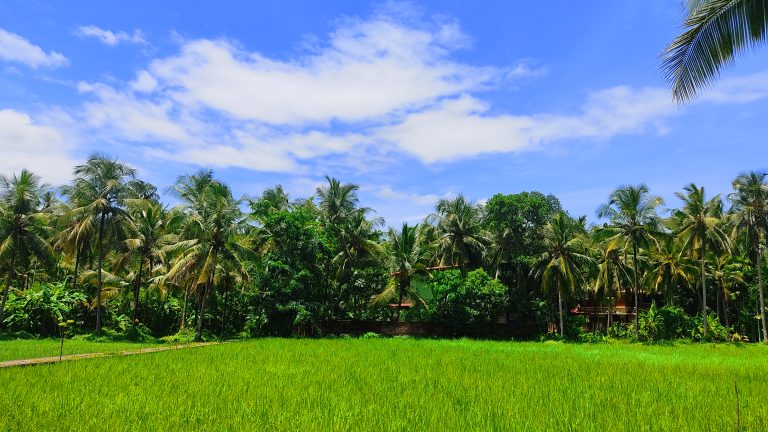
[[570, 289, 652, 331]]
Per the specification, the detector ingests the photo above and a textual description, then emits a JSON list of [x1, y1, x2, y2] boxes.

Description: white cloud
[[699, 71, 768, 104], [0, 28, 68, 68], [71, 7, 768, 175], [144, 17, 494, 125], [0, 109, 77, 184], [285, 177, 326, 197], [507, 60, 548, 79], [141, 130, 365, 173], [378, 86, 676, 163], [375, 186, 441, 206], [77, 81, 197, 143], [73, 11, 499, 171], [130, 70, 158, 93], [76, 25, 146, 46]]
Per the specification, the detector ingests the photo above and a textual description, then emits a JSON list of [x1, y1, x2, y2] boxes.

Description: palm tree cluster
[[1, 154, 767, 342]]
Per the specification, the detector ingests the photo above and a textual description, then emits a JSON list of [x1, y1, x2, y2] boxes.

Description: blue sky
[[1, 1, 768, 225]]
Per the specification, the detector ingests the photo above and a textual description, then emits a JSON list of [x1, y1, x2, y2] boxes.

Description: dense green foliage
[[1, 339, 767, 431], [1, 154, 768, 343], [416, 269, 507, 330]]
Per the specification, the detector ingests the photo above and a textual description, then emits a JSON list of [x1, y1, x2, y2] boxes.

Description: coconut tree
[[597, 185, 665, 339], [709, 253, 745, 326], [374, 223, 433, 321], [315, 176, 366, 227], [0, 170, 55, 326], [116, 200, 180, 326], [662, 0, 768, 103], [53, 202, 94, 297], [532, 212, 594, 338], [68, 153, 138, 333], [332, 211, 383, 281], [673, 183, 731, 338], [433, 194, 487, 274], [729, 171, 768, 342], [643, 235, 695, 305], [166, 170, 252, 341], [592, 240, 633, 330]]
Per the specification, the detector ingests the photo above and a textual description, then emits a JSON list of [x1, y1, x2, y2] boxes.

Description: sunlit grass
[[0, 338, 162, 362], [2, 339, 767, 431]]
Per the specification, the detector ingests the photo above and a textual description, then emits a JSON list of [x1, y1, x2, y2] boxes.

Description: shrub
[[692, 313, 731, 341], [424, 269, 508, 333], [607, 322, 631, 339], [3, 281, 87, 337], [638, 302, 696, 341]]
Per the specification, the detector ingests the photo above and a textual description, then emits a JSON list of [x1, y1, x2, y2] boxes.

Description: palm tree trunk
[[723, 286, 730, 328], [0, 268, 12, 328], [701, 246, 707, 339], [95, 211, 106, 334], [716, 284, 722, 324], [132, 258, 143, 326], [395, 277, 406, 322], [195, 279, 212, 342], [73, 247, 80, 292], [557, 280, 564, 339], [758, 247, 768, 343], [180, 285, 190, 331], [632, 243, 640, 340], [220, 288, 228, 338], [592, 290, 598, 332], [144, 257, 153, 324]]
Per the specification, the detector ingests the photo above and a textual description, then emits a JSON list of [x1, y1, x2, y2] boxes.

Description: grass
[[1, 338, 767, 431], [0, 338, 162, 362]]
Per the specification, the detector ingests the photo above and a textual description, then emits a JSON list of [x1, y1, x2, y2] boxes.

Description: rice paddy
[[1, 339, 767, 431]]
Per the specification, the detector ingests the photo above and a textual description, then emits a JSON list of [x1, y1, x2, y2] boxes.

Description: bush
[[579, 331, 610, 343], [607, 322, 632, 339], [425, 269, 508, 333], [160, 328, 197, 343], [637, 302, 696, 341], [2, 281, 87, 337], [239, 312, 268, 338], [692, 313, 731, 341]]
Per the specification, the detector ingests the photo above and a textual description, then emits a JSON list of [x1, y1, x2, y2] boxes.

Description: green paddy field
[[1, 339, 766, 431]]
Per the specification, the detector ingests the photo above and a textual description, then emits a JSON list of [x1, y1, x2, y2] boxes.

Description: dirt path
[[0, 341, 222, 369]]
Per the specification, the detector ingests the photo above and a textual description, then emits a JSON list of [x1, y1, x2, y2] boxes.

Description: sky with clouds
[[1, 1, 768, 225]]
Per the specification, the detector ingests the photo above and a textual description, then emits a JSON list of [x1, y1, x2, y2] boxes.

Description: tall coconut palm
[[166, 171, 252, 341], [597, 185, 665, 339], [249, 185, 290, 217], [69, 153, 138, 333], [332, 211, 383, 281], [662, 0, 768, 103], [53, 202, 94, 297], [709, 253, 745, 326], [316, 176, 367, 227], [533, 212, 594, 338], [643, 235, 695, 304], [374, 223, 433, 321], [673, 183, 730, 338], [485, 226, 518, 281], [117, 200, 180, 326], [433, 195, 487, 273], [729, 171, 768, 342], [592, 240, 634, 329], [0, 170, 55, 326]]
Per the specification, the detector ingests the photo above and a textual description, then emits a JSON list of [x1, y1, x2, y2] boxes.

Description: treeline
[[0, 153, 766, 343]]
